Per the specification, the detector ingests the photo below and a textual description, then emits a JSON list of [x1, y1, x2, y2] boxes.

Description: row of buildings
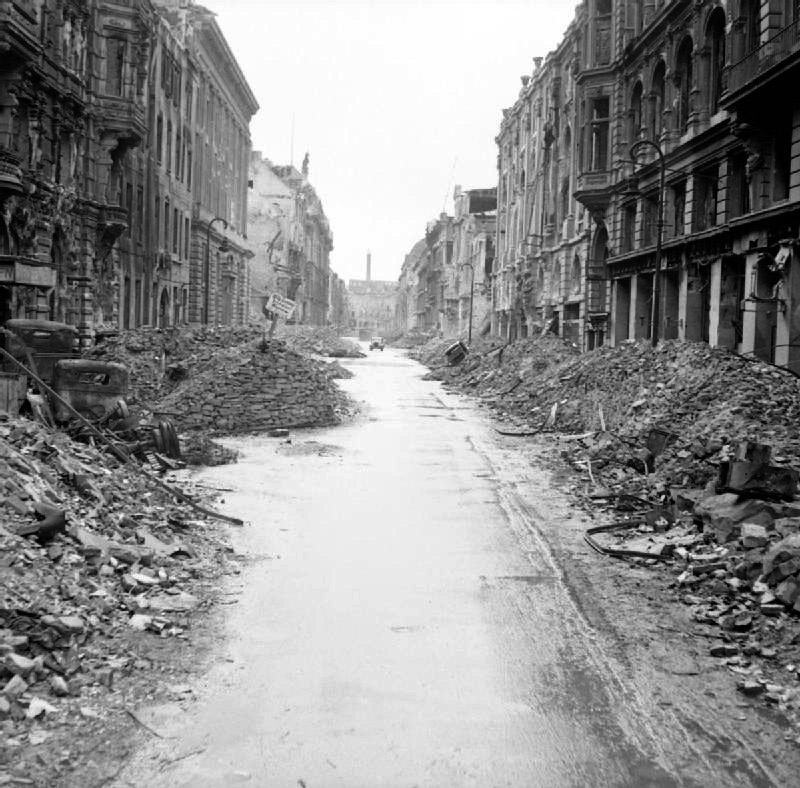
[[395, 187, 497, 340], [0, 0, 343, 343], [397, 0, 800, 374], [247, 152, 347, 330]]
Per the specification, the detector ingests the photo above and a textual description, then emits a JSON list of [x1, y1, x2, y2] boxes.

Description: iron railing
[[725, 18, 800, 95]]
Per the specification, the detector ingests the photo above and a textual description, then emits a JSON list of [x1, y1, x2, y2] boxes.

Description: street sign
[[265, 293, 296, 320]]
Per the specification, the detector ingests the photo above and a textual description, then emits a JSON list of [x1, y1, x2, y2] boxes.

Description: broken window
[[156, 115, 163, 165], [594, 0, 612, 65], [136, 186, 144, 242], [650, 60, 666, 140], [772, 111, 792, 202], [589, 97, 610, 171], [106, 38, 125, 96], [622, 202, 637, 252], [728, 152, 750, 218], [672, 181, 686, 237], [675, 37, 693, 134], [707, 9, 726, 114], [643, 192, 658, 246], [693, 168, 718, 231], [629, 81, 643, 143]]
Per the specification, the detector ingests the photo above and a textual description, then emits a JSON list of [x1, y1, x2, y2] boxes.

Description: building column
[[708, 258, 722, 347]]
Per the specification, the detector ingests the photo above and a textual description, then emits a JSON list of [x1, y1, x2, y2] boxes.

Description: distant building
[[248, 152, 334, 325], [452, 186, 496, 338], [396, 239, 426, 335], [348, 253, 397, 338], [329, 271, 349, 333]]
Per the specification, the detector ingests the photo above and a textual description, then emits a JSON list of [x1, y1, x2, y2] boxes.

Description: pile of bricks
[[0, 416, 238, 784], [152, 341, 353, 436]]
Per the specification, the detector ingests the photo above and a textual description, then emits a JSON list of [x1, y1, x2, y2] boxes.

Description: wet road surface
[[116, 348, 688, 787]]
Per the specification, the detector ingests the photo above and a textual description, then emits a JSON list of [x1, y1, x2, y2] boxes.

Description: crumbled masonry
[[412, 333, 800, 731]]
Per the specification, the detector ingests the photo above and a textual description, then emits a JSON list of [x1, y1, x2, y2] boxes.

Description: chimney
[[366, 251, 371, 282]]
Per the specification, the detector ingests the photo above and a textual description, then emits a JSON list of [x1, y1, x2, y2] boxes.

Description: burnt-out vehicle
[[51, 359, 130, 424], [0, 319, 79, 384], [1, 319, 180, 460]]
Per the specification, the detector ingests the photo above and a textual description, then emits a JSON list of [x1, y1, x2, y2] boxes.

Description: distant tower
[[366, 251, 371, 282]]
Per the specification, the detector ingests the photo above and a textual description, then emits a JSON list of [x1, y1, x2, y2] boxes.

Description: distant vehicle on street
[[369, 336, 385, 351]]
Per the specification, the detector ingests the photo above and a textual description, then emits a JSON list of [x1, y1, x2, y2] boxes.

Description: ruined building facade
[[247, 152, 334, 326], [0, 0, 256, 342], [396, 189, 496, 340], [452, 186, 496, 338], [489, 0, 800, 371]]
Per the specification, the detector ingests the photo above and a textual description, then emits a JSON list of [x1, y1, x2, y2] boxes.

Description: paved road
[[116, 349, 692, 787]]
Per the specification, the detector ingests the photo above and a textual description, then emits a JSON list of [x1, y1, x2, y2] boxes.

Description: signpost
[[263, 292, 297, 340]]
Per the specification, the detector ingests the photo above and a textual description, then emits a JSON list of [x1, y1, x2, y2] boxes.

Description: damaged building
[[488, 0, 800, 370], [247, 151, 334, 326], [484, 0, 800, 371], [592, 0, 800, 374], [0, 0, 255, 343], [452, 186, 496, 338], [348, 253, 397, 339], [492, 6, 606, 349]]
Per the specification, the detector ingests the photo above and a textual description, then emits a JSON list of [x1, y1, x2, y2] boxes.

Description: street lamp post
[[629, 139, 665, 347], [204, 216, 228, 324], [460, 261, 475, 344]]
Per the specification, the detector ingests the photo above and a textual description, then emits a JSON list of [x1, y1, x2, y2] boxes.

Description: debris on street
[[413, 333, 800, 728], [88, 326, 358, 456], [0, 413, 241, 786]]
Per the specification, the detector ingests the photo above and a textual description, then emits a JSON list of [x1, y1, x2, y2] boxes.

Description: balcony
[[94, 97, 147, 146], [723, 19, 800, 105], [97, 204, 128, 259], [573, 170, 613, 215]]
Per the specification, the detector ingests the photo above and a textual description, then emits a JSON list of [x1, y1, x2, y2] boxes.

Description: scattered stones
[[741, 523, 769, 549]]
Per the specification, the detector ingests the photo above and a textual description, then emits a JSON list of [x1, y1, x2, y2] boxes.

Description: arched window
[[571, 254, 582, 294], [560, 179, 571, 224], [707, 9, 726, 114], [675, 37, 694, 134], [650, 60, 666, 140], [629, 80, 643, 142], [552, 258, 562, 300]]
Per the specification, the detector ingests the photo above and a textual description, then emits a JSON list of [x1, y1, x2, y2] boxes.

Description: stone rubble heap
[[273, 325, 365, 358], [417, 335, 800, 495], [415, 334, 800, 726], [152, 341, 354, 437], [0, 415, 238, 785], [88, 326, 357, 441]]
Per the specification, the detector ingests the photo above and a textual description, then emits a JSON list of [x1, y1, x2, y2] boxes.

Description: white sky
[[201, 0, 578, 283]]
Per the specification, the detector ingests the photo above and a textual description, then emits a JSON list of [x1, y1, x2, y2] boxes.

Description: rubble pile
[[274, 325, 365, 358], [0, 415, 236, 783], [419, 336, 800, 494], [88, 327, 357, 444], [152, 341, 354, 436], [88, 325, 264, 409], [589, 462, 800, 723], [413, 333, 579, 402]]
